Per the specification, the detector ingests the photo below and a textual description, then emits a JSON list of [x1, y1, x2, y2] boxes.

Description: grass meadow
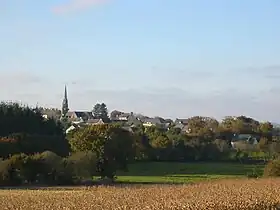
[[115, 162, 265, 183]]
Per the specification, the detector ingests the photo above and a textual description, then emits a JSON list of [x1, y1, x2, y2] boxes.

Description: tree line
[[0, 102, 280, 186]]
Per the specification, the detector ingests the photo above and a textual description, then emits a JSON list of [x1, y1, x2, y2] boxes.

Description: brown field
[[0, 178, 279, 210]]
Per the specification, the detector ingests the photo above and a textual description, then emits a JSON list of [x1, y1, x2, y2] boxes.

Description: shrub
[[0, 151, 75, 186], [57, 158, 76, 185], [246, 167, 260, 178], [67, 151, 97, 181], [0, 154, 26, 186], [40, 151, 64, 171], [37, 151, 73, 185], [263, 159, 280, 177], [21, 154, 44, 184], [0, 151, 99, 186]]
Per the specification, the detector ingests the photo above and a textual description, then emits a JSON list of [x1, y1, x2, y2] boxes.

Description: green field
[[114, 162, 265, 184]]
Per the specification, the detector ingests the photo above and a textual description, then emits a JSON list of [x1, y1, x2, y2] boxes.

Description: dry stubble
[[0, 178, 279, 210]]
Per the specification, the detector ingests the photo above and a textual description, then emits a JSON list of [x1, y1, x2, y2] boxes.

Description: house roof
[[164, 119, 173, 123], [143, 118, 162, 124], [119, 113, 130, 118], [174, 124, 185, 129], [182, 125, 189, 132], [175, 118, 189, 124], [127, 115, 142, 125], [231, 134, 259, 143], [67, 111, 94, 119]]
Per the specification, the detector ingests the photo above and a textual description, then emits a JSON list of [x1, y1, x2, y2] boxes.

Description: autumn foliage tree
[[68, 124, 135, 179]]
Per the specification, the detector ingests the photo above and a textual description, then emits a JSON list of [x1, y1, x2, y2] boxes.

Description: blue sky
[[1, 0, 280, 121]]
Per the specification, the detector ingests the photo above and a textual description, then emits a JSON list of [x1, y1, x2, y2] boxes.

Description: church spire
[[61, 85, 69, 118], [64, 85, 68, 100]]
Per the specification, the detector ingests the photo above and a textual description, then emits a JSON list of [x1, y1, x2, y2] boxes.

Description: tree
[[67, 151, 98, 180], [151, 135, 170, 149], [0, 102, 64, 136], [68, 124, 135, 179], [221, 116, 260, 135], [186, 116, 217, 141], [110, 110, 123, 120], [0, 102, 70, 157], [92, 103, 110, 123], [132, 125, 152, 160], [150, 135, 172, 161], [258, 137, 269, 152], [258, 122, 273, 141], [263, 159, 280, 177]]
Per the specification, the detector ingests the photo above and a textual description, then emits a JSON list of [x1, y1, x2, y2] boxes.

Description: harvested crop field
[[0, 179, 279, 210]]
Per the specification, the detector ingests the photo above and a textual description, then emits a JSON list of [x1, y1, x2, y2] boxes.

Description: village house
[[174, 118, 191, 133], [142, 117, 170, 129]]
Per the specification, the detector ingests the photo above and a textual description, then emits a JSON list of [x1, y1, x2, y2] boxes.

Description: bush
[[0, 151, 99, 186], [40, 151, 64, 173], [246, 167, 260, 178], [21, 154, 44, 184], [21, 151, 70, 185], [263, 159, 280, 177], [0, 151, 75, 186], [0, 154, 26, 186], [37, 151, 74, 185], [67, 151, 97, 182]]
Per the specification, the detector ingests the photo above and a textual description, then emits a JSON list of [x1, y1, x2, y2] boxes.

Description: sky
[[1, 0, 280, 121]]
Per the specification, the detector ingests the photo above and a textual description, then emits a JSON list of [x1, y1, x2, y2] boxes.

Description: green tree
[[68, 124, 135, 179], [258, 122, 273, 140], [0, 102, 69, 157], [221, 116, 260, 135], [186, 116, 217, 141], [150, 135, 172, 161], [132, 125, 152, 160], [67, 151, 97, 181], [263, 159, 280, 177], [0, 102, 64, 136], [92, 103, 110, 123], [151, 135, 170, 149]]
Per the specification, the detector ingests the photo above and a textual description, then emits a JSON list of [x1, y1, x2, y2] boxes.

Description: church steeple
[[61, 85, 69, 118], [64, 85, 68, 100]]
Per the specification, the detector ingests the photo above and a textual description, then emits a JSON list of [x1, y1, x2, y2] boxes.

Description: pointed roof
[[61, 85, 69, 117], [64, 85, 68, 100]]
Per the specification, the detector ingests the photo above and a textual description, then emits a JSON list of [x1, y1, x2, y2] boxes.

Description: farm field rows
[[0, 162, 268, 209], [0, 178, 279, 210]]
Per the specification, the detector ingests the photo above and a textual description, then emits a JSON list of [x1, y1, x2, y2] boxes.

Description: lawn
[[115, 162, 265, 184]]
